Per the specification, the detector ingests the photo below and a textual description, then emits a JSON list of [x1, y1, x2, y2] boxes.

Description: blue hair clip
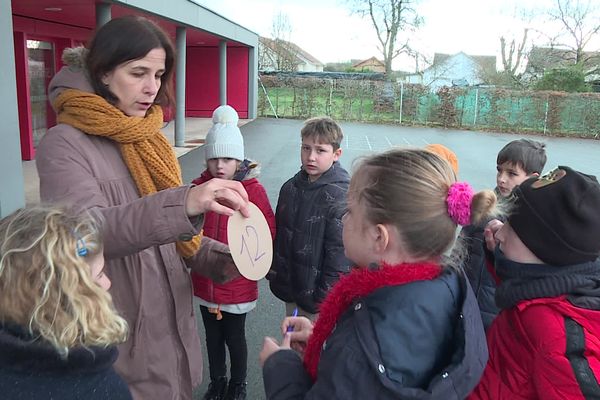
[[76, 237, 88, 257]]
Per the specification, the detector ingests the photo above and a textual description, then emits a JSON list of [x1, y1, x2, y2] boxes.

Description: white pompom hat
[[204, 105, 244, 161]]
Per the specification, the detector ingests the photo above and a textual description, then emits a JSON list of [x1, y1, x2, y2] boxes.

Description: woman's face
[[101, 47, 166, 117]]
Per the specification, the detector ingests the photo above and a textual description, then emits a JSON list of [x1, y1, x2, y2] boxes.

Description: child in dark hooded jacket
[[260, 148, 497, 399], [462, 138, 546, 330], [470, 166, 600, 399]]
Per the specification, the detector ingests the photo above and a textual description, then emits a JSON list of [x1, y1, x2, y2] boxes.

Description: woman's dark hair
[[86, 16, 175, 106]]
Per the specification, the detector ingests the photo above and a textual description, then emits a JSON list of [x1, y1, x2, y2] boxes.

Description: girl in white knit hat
[[191, 105, 276, 400]]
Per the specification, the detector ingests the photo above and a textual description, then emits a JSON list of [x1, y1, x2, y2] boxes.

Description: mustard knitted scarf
[[53, 88, 201, 257]]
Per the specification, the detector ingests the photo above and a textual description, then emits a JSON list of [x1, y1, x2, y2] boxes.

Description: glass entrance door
[[27, 40, 55, 147]]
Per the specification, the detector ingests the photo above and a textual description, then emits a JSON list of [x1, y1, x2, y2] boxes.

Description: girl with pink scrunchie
[[260, 148, 497, 399]]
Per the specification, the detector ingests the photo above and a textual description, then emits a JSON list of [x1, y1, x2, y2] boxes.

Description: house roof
[[526, 46, 600, 73], [352, 56, 385, 68], [259, 37, 323, 66], [432, 52, 496, 73]]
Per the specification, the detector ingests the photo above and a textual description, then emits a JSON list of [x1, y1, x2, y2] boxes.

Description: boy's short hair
[[496, 139, 547, 174], [301, 117, 343, 150]]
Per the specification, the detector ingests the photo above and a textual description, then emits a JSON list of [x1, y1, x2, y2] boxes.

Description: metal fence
[[257, 74, 600, 139]]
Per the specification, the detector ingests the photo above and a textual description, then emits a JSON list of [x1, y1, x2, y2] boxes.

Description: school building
[[1, 0, 259, 218]]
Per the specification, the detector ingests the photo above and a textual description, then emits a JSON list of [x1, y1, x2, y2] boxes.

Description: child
[[495, 139, 547, 198], [191, 105, 275, 400], [0, 205, 131, 399], [260, 148, 497, 399], [425, 143, 459, 175], [470, 166, 600, 399], [463, 138, 546, 329], [268, 117, 352, 320]]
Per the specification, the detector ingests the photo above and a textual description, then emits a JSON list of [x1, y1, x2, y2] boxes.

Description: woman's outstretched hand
[[186, 178, 249, 218]]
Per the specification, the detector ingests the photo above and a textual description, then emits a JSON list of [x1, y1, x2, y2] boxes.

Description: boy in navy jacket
[[463, 139, 546, 329], [268, 117, 351, 319]]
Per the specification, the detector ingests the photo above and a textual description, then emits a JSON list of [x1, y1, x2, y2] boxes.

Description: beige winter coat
[[36, 63, 227, 400]]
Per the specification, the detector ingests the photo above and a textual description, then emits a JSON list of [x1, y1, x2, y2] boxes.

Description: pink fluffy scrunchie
[[446, 182, 474, 226]]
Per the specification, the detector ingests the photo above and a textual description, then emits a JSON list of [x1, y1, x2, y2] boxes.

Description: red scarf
[[303, 262, 442, 381]]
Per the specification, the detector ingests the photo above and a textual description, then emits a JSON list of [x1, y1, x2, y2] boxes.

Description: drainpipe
[[219, 40, 227, 105]]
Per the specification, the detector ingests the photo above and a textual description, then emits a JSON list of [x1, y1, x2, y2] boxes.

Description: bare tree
[[269, 12, 298, 72], [412, 51, 430, 75], [500, 29, 529, 80], [547, 0, 600, 65], [271, 11, 292, 42], [493, 2, 542, 86], [349, 0, 422, 80], [257, 42, 270, 72]]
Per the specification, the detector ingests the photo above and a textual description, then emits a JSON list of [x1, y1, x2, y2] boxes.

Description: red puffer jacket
[[191, 165, 275, 304], [469, 295, 600, 400]]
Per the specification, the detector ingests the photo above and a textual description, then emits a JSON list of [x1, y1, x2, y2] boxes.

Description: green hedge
[[258, 75, 600, 139]]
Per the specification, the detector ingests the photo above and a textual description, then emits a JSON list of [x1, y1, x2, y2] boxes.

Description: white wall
[[423, 53, 483, 92], [297, 63, 323, 72], [405, 74, 423, 84]]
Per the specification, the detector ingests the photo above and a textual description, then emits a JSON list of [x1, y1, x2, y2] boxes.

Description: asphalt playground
[[179, 117, 600, 399]]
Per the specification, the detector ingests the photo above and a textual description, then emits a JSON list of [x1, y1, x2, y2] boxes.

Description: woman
[[36, 16, 248, 400]]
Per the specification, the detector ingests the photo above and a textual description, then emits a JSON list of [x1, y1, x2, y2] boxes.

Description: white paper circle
[[227, 202, 273, 281]]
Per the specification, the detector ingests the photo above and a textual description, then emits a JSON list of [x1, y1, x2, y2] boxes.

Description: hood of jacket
[[293, 161, 350, 191], [0, 322, 118, 373], [48, 47, 94, 110], [364, 270, 488, 399], [192, 159, 261, 185]]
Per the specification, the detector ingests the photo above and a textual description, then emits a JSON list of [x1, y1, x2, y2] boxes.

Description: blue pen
[[287, 308, 298, 333]]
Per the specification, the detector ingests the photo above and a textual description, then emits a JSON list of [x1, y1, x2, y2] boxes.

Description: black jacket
[[461, 191, 506, 331], [0, 323, 132, 400], [268, 161, 351, 313], [263, 270, 488, 399], [461, 224, 500, 330]]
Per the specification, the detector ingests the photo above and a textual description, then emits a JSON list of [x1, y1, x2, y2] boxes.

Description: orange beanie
[[425, 143, 459, 175]]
